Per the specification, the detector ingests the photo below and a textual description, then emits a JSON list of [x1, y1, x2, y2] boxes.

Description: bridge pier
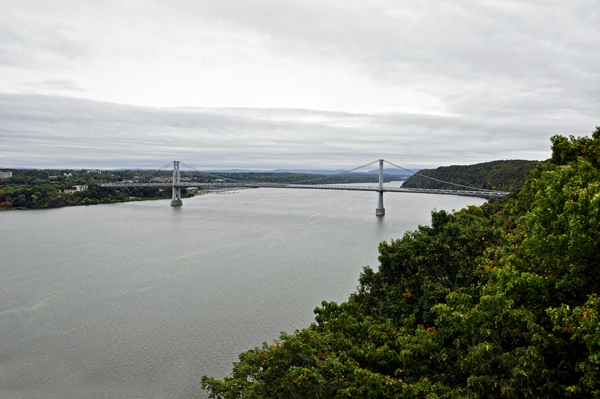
[[376, 159, 385, 216], [171, 161, 182, 206], [376, 191, 385, 216]]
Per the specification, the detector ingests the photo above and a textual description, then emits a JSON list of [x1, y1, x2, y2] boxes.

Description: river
[[0, 184, 484, 398]]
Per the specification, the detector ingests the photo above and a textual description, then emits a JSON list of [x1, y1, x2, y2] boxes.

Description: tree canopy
[[202, 127, 600, 398], [402, 160, 540, 191]]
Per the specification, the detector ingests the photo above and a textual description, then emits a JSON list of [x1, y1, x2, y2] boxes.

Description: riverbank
[[0, 187, 252, 211]]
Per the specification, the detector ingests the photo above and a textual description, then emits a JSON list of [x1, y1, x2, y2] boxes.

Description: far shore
[[0, 187, 252, 211]]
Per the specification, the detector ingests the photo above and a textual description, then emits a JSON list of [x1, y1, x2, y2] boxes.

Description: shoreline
[[0, 188, 251, 211]]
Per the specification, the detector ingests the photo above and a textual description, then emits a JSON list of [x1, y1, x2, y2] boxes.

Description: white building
[[62, 185, 88, 194], [0, 170, 12, 178]]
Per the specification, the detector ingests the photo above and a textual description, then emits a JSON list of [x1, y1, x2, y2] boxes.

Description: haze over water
[[0, 184, 484, 398]]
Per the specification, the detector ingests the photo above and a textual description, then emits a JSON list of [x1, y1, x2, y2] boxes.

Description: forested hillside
[[402, 160, 540, 191], [202, 128, 600, 398]]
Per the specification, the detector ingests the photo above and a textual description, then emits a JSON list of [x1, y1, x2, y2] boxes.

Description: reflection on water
[[0, 187, 484, 398]]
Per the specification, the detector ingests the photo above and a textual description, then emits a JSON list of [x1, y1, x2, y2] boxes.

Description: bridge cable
[[384, 160, 505, 192], [179, 162, 252, 184], [181, 159, 380, 186], [105, 162, 174, 185], [286, 160, 380, 185], [179, 161, 381, 186], [136, 162, 175, 184]]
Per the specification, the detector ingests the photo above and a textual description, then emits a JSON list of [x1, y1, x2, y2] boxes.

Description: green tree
[[14, 194, 27, 207], [202, 128, 600, 398]]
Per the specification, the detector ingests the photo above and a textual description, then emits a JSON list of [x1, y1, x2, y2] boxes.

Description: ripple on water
[[0, 188, 484, 398]]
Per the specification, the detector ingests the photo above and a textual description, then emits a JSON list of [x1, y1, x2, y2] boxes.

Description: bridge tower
[[376, 159, 385, 216], [170, 161, 183, 206]]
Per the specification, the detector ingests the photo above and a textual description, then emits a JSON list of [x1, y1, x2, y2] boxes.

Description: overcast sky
[[1, 0, 598, 170]]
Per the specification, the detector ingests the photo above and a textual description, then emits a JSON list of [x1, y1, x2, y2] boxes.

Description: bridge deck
[[100, 182, 507, 199]]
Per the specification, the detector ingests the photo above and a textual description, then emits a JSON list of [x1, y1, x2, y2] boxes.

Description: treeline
[[1, 169, 382, 186], [205, 172, 381, 184], [0, 168, 216, 187], [1, 169, 137, 186], [0, 184, 189, 209], [0, 167, 385, 209], [0, 168, 384, 186], [202, 128, 600, 398], [402, 160, 540, 191]]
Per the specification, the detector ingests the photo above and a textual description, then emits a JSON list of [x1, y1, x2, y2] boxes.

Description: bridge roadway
[[100, 182, 508, 199]]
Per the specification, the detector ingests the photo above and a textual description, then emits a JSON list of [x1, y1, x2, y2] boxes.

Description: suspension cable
[[136, 162, 174, 183], [287, 160, 380, 184], [179, 162, 250, 183], [384, 160, 503, 192], [141, 160, 505, 193], [179, 161, 381, 185], [155, 161, 175, 171]]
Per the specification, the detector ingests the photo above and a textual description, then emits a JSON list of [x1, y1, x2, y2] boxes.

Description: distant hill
[[402, 160, 540, 191]]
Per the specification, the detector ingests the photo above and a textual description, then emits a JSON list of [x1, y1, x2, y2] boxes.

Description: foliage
[[549, 295, 600, 396], [202, 127, 600, 398], [0, 168, 384, 188], [0, 184, 58, 208], [0, 167, 387, 209], [402, 160, 540, 191], [0, 183, 184, 208]]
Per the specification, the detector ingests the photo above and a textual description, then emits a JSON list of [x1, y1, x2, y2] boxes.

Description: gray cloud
[[164, 0, 600, 118], [0, 6, 89, 68], [1, 93, 593, 170], [0, 1, 598, 169]]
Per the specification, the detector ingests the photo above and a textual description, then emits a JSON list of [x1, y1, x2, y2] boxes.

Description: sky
[[1, 0, 599, 170]]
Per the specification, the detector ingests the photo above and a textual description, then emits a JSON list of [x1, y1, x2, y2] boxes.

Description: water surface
[[0, 185, 484, 398]]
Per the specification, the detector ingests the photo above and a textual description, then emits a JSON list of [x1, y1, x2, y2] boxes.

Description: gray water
[[0, 185, 484, 398]]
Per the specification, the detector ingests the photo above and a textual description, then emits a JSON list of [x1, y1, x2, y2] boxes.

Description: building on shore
[[61, 185, 88, 194]]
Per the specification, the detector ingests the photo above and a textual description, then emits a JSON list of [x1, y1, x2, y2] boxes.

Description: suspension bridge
[[100, 160, 508, 216]]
